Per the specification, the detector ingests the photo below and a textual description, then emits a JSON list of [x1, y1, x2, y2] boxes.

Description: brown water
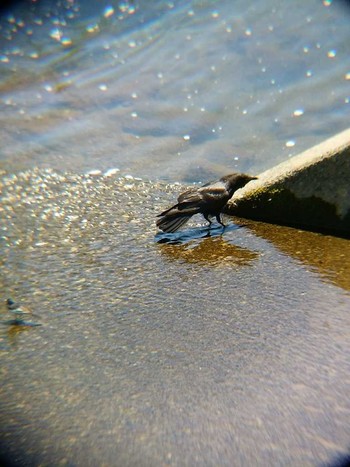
[[1, 170, 350, 466]]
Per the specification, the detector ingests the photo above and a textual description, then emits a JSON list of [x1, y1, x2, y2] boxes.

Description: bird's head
[[221, 173, 258, 194], [6, 298, 15, 306]]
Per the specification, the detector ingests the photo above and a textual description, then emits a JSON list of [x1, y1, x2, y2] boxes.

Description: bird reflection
[[155, 222, 241, 245], [156, 225, 259, 267]]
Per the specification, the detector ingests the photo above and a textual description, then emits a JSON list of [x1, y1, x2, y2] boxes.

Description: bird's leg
[[203, 214, 212, 229], [216, 214, 226, 228]]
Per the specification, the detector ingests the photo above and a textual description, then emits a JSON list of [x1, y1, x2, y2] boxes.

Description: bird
[[6, 298, 33, 321], [156, 172, 257, 233]]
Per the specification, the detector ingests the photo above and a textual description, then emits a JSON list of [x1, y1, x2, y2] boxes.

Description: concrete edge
[[226, 128, 350, 237]]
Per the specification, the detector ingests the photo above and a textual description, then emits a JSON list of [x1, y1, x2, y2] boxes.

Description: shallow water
[[1, 170, 350, 466], [1, 0, 350, 465]]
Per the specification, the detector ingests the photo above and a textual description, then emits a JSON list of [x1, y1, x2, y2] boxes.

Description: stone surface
[[227, 128, 350, 237]]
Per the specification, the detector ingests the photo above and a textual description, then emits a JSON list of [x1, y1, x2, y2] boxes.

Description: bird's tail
[[156, 211, 192, 233]]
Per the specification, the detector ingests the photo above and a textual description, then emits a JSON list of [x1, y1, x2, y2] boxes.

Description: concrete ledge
[[226, 128, 350, 237]]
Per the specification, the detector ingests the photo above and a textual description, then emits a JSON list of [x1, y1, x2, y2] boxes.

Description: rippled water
[[0, 0, 350, 180], [1, 1, 350, 465], [1, 170, 350, 466]]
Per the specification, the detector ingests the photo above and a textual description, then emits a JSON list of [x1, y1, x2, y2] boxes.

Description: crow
[[156, 172, 257, 233]]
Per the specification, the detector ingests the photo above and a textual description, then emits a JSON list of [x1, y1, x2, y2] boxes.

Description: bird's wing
[[158, 182, 227, 218], [198, 182, 228, 202], [178, 182, 229, 209], [156, 213, 192, 233], [157, 204, 177, 217], [177, 188, 203, 209], [177, 188, 199, 203]]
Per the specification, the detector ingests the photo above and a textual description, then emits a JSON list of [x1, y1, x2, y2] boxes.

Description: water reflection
[[157, 230, 259, 267], [155, 223, 240, 244], [235, 218, 350, 292]]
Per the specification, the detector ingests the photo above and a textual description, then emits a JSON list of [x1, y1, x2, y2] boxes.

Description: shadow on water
[[154, 223, 242, 245], [155, 223, 259, 267]]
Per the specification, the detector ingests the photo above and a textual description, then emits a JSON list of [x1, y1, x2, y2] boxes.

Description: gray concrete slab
[[227, 128, 350, 237]]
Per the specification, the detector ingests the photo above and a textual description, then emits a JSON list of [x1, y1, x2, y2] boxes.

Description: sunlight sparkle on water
[[327, 50, 336, 58], [286, 140, 296, 147], [293, 109, 304, 117], [86, 24, 99, 33], [104, 6, 115, 18], [104, 168, 120, 177], [50, 28, 62, 41], [119, 2, 136, 14], [86, 169, 102, 176], [61, 38, 72, 46]]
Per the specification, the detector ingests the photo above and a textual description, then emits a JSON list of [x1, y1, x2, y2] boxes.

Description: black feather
[[156, 172, 257, 232]]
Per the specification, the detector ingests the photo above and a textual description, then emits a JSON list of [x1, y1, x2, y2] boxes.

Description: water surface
[[1, 0, 350, 465], [0, 0, 349, 180], [1, 170, 350, 466]]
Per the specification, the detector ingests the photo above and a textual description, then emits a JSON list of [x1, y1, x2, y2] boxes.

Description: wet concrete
[[1, 170, 350, 466], [227, 129, 350, 237]]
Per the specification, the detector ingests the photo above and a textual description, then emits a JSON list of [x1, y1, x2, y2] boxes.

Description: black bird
[[156, 172, 257, 233]]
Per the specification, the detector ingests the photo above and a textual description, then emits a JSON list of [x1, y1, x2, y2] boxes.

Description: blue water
[[0, 0, 349, 181]]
